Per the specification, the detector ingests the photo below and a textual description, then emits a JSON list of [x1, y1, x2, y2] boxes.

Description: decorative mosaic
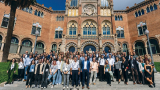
[[102, 42, 114, 52], [65, 42, 77, 52]]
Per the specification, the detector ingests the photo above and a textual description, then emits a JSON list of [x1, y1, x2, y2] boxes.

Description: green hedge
[[0, 62, 18, 84], [154, 62, 160, 72]]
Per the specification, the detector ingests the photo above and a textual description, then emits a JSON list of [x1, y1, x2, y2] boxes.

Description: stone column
[[114, 34, 118, 52], [1, 42, 4, 51], [99, 34, 103, 53], [60, 34, 66, 53], [145, 46, 148, 55], [17, 45, 21, 54], [78, 34, 81, 52]]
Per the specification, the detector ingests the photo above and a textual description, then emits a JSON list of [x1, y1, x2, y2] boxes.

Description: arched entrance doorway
[[83, 45, 96, 54], [69, 46, 75, 53], [104, 46, 111, 53]]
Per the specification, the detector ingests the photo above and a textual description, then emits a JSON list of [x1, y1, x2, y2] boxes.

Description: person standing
[[18, 58, 24, 81], [90, 57, 98, 85], [62, 59, 70, 89], [24, 55, 33, 81], [104, 60, 111, 86], [107, 54, 114, 82], [81, 56, 90, 89], [6, 59, 17, 84], [128, 56, 141, 84], [41, 59, 50, 89], [26, 60, 35, 88], [48, 60, 58, 88], [70, 57, 80, 90], [56, 57, 63, 85], [98, 55, 105, 81], [121, 57, 128, 85], [114, 57, 121, 84], [138, 58, 145, 84], [34, 59, 44, 88]]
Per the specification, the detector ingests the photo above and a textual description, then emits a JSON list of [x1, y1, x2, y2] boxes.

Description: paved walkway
[[0, 73, 160, 90]]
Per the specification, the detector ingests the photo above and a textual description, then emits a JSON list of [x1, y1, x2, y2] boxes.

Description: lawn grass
[[0, 62, 18, 84], [154, 62, 160, 72]]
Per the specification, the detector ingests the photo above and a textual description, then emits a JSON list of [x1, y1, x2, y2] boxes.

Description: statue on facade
[[88, 48, 92, 54]]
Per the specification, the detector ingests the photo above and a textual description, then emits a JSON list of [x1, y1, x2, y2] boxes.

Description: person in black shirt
[[34, 59, 44, 88], [121, 57, 128, 85], [41, 59, 50, 89]]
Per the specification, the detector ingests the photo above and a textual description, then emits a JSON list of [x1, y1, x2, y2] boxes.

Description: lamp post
[[33, 30, 40, 54], [145, 29, 157, 72]]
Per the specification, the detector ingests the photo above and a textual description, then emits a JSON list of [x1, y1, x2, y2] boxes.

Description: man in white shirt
[[70, 57, 80, 90], [107, 54, 114, 81], [98, 55, 105, 81]]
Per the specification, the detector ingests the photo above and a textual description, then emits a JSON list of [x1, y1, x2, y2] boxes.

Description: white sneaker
[[67, 87, 69, 89], [44, 87, 46, 88], [51, 86, 54, 88], [63, 87, 65, 89], [41, 87, 43, 89]]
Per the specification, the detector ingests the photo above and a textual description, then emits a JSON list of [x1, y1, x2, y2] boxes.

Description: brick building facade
[[0, 0, 160, 61]]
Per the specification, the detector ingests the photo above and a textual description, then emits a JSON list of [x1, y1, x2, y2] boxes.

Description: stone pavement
[[0, 73, 160, 90]]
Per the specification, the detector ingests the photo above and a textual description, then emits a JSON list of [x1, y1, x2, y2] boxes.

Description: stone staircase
[[1, 73, 160, 90]]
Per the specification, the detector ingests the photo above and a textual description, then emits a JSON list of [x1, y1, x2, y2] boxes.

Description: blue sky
[[37, 0, 144, 10]]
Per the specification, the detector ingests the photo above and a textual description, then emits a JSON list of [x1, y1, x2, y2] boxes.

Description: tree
[[1, 0, 36, 62]]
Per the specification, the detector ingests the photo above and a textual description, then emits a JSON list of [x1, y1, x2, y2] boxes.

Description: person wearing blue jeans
[[24, 55, 33, 80], [48, 60, 58, 88], [55, 57, 62, 85]]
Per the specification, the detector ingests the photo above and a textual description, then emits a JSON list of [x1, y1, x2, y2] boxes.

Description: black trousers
[[99, 65, 104, 81], [34, 74, 42, 87], [72, 70, 78, 87], [18, 69, 24, 79], [105, 72, 111, 84], [26, 72, 34, 86], [115, 69, 120, 80], [41, 72, 49, 88], [122, 69, 128, 82]]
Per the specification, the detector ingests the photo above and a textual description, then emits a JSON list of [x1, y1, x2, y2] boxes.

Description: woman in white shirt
[[55, 57, 62, 85], [18, 58, 24, 81]]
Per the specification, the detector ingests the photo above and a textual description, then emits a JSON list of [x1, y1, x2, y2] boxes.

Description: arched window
[[59, 16, 61, 21], [120, 16, 123, 21], [52, 44, 57, 52], [135, 12, 138, 17], [147, 39, 160, 54], [62, 16, 64, 21], [69, 23, 77, 37], [154, 4, 157, 10], [0, 35, 2, 48], [141, 9, 144, 15], [116, 26, 124, 38], [31, 23, 42, 36], [29, 7, 32, 13], [138, 10, 141, 16], [20, 40, 32, 54], [117, 16, 120, 21], [146, 7, 150, 13], [135, 42, 146, 56], [34, 10, 38, 15], [70, 0, 78, 7], [137, 22, 147, 36], [56, 16, 59, 21], [36, 42, 44, 54], [41, 12, 44, 17], [123, 43, 128, 56], [115, 16, 117, 21], [55, 27, 63, 38], [38, 11, 41, 17], [83, 21, 97, 38], [103, 23, 110, 35], [150, 5, 153, 11], [10, 37, 19, 53], [69, 46, 75, 52], [101, 0, 109, 7]]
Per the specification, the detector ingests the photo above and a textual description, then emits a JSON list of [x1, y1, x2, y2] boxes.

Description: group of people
[[6, 50, 155, 89]]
